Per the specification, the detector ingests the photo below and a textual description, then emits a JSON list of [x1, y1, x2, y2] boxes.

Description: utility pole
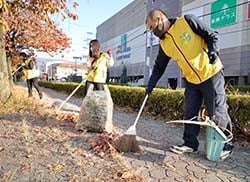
[[73, 56, 82, 75], [149, 31, 153, 77], [148, 0, 155, 79], [179, 69, 182, 88]]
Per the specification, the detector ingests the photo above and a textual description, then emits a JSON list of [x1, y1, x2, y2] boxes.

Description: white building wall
[[101, 25, 146, 66]]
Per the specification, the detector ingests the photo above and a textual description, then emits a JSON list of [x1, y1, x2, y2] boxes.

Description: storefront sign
[[210, 0, 237, 28]]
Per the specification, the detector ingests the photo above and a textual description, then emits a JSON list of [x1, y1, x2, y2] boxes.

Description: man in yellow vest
[[85, 39, 114, 95], [145, 9, 233, 160], [21, 52, 43, 99]]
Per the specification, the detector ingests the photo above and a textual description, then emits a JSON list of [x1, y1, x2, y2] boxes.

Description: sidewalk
[[27, 83, 250, 181]]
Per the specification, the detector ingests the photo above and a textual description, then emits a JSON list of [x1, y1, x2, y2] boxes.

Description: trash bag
[[76, 84, 113, 133]]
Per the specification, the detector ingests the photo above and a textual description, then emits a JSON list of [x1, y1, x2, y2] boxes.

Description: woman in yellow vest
[[145, 9, 233, 160], [21, 52, 43, 99], [85, 39, 114, 95]]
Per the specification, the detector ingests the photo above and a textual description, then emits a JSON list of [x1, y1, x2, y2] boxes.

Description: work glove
[[208, 50, 218, 64], [145, 86, 153, 96], [107, 49, 112, 57]]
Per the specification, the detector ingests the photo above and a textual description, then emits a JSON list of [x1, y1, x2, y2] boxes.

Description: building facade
[[97, 0, 148, 84], [55, 63, 87, 80], [36, 58, 87, 81], [97, 0, 250, 87]]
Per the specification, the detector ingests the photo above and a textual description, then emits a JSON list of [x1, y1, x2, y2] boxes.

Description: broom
[[12, 65, 23, 76], [56, 68, 96, 113], [56, 78, 85, 114], [114, 94, 149, 152]]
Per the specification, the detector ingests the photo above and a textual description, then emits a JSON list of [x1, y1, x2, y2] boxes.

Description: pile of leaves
[[56, 111, 78, 123], [87, 130, 120, 157]]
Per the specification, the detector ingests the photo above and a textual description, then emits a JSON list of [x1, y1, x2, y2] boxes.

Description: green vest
[[160, 16, 223, 84]]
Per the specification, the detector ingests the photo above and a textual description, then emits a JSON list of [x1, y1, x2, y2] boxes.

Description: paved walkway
[[24, 82, 250, 182]]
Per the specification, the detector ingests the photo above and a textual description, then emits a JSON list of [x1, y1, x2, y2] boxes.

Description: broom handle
[[56, 79, 85, 113], [56, 68, 98, 113], [133, 94, 148, 126], [12, 65, 23, 76]]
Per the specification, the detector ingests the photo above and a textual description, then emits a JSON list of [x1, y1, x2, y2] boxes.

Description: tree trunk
[[0, 23, 12, 103], [6, 57, 13, 89]]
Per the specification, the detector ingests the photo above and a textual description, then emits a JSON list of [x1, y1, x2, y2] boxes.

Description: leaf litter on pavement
[[0, 85, 144, 181]]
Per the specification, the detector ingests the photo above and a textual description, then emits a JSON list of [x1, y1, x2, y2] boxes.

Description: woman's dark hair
[[89, 39, 100, 57], [20, 52, 28, 60]]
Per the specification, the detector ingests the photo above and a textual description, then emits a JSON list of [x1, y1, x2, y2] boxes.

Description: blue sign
[[116, 34, 131, 61]]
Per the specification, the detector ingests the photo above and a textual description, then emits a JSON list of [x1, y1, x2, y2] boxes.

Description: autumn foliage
[[1, 0, 78, 59]]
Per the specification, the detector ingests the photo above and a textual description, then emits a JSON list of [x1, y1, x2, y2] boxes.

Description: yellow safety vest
[[87, 53, 109, 83], [160, 16, 223, 84], [23, 59, 39, 80]]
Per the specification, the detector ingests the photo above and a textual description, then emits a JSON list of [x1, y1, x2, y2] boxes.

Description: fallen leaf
[[121, 171, 134, 179], [72, 148, 86, 154], [52, 163, 64, 171], [163, 162, 176, 171], [26, 154, 32, 158], [21, 164, 30, 172]]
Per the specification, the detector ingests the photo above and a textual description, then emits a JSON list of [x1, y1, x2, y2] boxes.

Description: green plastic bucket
[[206, 125, 228, 161], [166, 118, 233, 162]]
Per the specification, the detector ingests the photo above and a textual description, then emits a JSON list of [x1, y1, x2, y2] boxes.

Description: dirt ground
[[0, 85, 143, 182]]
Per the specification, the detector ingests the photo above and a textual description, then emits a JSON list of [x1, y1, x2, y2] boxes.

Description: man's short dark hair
[[147, 9, 168, 21]]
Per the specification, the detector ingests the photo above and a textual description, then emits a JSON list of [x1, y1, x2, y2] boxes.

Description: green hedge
[[109, 85, 185, 120], [226, 85, 250, 94], [39, 81, 250, 136], [39, 81, 85, 97], [227, 95, 250, 135]]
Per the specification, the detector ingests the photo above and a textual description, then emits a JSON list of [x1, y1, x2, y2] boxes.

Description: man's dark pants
[[183, 70, 232, 150]]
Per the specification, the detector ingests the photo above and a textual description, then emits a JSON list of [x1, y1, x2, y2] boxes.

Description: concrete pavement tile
[[184, 175, 200, 182], [163, 160, 191, 179], [142, 146, 166, 156], [202, 175, 227, 182], [172, 160, 188, 171], [224, 166, 249, 178], [160, 161, 176, 171], [164, 150, 182, 159], [215, 162, 237, 171], [166, 169, 185, 180], [233, 152, 250, 169], [159, 177, 179, 182], [130, 158, 147, 167], [214, 173, 231, 182], [186, 163, 209, 179], [228, 176, 246, 182], [197, 159, 218, 168], [149, 167, 167, 179]]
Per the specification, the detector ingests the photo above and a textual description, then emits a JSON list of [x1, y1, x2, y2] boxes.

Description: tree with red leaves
[[0, 0, 78, 103]]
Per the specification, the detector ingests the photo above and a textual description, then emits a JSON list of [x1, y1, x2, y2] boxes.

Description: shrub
[[39, 81, 250, 137]]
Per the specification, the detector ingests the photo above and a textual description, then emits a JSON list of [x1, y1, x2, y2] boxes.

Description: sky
[[37, 0, 134, 62]]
